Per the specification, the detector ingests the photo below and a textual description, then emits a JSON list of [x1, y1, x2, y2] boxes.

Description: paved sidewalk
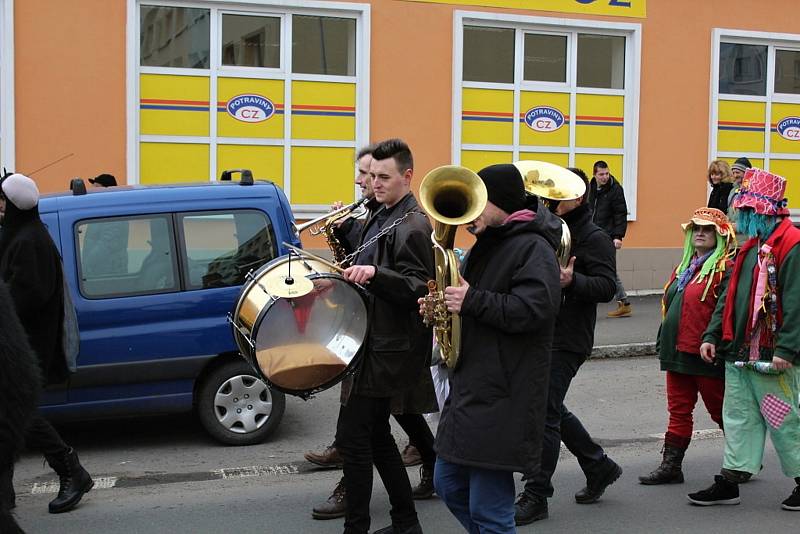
[[592, 294, 662, 358]]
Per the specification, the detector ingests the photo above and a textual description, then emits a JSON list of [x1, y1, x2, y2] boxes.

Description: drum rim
[[245, 271, 369, 398]]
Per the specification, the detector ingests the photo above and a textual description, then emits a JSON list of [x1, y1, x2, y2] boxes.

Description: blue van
[[38, 173, 301, 445]]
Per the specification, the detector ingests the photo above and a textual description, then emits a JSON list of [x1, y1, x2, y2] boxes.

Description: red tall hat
[[732, 168, 789, 216]]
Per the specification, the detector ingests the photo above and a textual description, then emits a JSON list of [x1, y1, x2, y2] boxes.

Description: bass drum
[[231, 254, 368, 399]]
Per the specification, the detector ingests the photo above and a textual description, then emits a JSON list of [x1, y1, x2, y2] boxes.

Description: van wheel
[[197, 360, 285, 445]]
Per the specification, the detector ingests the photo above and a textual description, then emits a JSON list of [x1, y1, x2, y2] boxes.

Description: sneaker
[[401, 444, 423, 467], [304, 443, 344, 469], [311, 478, 347, 520], [687, 475, 740, 506], [575, 459, 623, 504], [607, 301, 632, 318], [514, 493, 548, 525], [782, 485, 800, 511]]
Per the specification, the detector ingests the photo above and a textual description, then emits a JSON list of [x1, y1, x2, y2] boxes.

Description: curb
[[590, 342, 656, 359]]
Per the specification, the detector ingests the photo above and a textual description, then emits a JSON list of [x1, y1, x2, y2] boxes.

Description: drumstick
[[282, 243, 346, 274]]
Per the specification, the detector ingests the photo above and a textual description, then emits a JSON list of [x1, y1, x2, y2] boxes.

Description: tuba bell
[[419, 165, 488, 369], [513, 160, 586, 267]]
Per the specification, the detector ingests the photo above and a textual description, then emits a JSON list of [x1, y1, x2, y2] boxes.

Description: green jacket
[[703, 245, 800, 363]]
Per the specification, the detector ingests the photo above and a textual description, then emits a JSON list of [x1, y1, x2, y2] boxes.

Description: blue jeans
[[434, 458, 515, 533]]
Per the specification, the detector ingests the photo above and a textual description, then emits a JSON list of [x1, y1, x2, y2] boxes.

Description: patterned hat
[[732, 168, 789, 216], [681, 206, 733, 236]]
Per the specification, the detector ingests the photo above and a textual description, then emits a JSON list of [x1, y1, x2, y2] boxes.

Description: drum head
[[252, 274, 367, 396]]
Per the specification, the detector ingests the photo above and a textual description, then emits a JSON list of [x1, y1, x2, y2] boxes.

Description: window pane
[[718, 43, 767, 96], [523, 34, 567, 83], [775, 49, 800, 95], [577, 34, 625, 89], [222, 14, 280, 68], [140, 6, 210, 68], [78, 216, 178, 298], [182, 211, 277, 289], [292, 16, 356, 76], [463, 26, 514, 84]]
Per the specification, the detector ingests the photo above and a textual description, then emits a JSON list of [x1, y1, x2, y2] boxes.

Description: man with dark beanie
[[515, 168, 621, 525], [0, 173, 95, 515], [728, 157, 752, 246], [423, 163, 562, 532]]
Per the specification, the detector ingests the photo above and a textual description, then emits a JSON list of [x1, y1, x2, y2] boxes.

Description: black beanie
[[477, 164, 526, 214], [731, 157, 752, 173]]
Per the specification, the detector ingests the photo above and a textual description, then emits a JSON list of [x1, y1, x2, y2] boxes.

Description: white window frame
[[0, 0, 14, 171], [453, 11, 642, 220], [127, 0, 371, 216], [710, 28, 800, 218]]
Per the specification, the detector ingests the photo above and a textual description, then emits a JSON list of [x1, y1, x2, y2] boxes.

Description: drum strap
[[341, 211, 426, 266]]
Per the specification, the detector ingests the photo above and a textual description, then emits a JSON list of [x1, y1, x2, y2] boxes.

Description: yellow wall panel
[[291, 147, 354, 204], [461, 88, 514, 145], [140, 74, 209, 137], [574, 154, 624, 183], [717, 100, 766, 153], [217, 78, 284, 139], [519, 92, 570, 148], [460, 150, 513, 173], [291, 81, 356, 141], [518, 152, 569, 168], [575, 94, 624, 149], [770, 103, 800, 155], [140, 143, 209, 184], [217, 145, 284, 188], [768, 160, 800, 209]]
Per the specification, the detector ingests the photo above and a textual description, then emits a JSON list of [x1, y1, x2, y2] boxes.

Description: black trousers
[[524, 350, 607, 498], [336, 393, 418, 534], [393, 413, 436, 470], [0, 412, 69, 506]]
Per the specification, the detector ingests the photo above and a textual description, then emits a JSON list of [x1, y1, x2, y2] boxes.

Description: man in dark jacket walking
[[515, 168, 622, 525], [426, 163, 561, 533], [0, 173, 94, 515], [336, 139, 435, 534], [588, 160, 632, 317]]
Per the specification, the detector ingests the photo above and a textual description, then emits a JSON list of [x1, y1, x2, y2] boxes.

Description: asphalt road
[[12, 356, 797, 533]]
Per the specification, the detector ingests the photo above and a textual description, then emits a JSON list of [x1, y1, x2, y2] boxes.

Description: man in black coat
[[515, 168, 622, 525], [0, 173, 94, 515], [428, 164, 561, 532], [336, 139, 435, 534], [588, 160, 632, 317], [0, 280, 42, 533]]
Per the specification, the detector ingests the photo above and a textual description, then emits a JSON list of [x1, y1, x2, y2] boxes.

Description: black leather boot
[[45, 448, 94, 513], [411, 465, 434, 500], [639, 444, 686, 485], [0, 466, 15, 510]]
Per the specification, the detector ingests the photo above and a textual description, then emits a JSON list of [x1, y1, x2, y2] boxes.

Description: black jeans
[[524, 350, 607, 499], [336, 393, 418, 534], [0, 412, 69, 507], [393, 413, 435, 470]]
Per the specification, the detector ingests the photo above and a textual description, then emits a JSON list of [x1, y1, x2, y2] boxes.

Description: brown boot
[[304, 443, 343, 469], [639, 444, 686, 485], [401, 444, 422, 467], [607, 301, 632, 318], [312, 478, 347, 520], [412, 465, 435, 500]]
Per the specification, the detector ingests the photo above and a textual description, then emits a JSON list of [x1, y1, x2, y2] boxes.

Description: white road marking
[[648, 428, 723, 441], [31, 476, 118, 495], [214, 464, 299, 479]]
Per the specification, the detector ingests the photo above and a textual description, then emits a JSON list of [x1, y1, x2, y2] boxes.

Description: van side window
[[180, 210, 277, 289], [76, 215, 179, 298]]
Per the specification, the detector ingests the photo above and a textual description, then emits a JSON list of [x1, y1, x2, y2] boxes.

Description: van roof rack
[[219, 169, 254, 185], [70, 178, 87, 195]]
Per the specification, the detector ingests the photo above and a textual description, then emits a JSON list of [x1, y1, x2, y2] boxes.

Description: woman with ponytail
[[639, 207, 735, 486]]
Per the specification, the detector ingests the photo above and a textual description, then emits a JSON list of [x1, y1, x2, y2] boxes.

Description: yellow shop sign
[[404, 0, 645, 18]]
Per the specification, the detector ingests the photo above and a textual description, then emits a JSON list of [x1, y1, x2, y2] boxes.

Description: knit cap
[[477, 164, 526, 214], [731, 157, 752, 174]]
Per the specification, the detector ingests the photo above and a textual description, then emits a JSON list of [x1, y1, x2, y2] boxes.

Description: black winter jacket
[[0, 280, 41, 466], [435, 199, 562, 473], [707, 181, 733, 214], [353, 193, 435, 399], [553, 203, 617, 354], [0, 203, 69, 385], [588, 176, 628, 240]]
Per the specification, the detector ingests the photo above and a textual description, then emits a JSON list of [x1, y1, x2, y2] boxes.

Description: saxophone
[[293, 198, 369, 266], [418, 166, 488, 369]]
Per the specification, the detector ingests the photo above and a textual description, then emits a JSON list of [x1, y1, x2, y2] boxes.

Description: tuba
[[513, 161, 586, 267], [418, 166, 488, 369], [293, 198, 369, 266]]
